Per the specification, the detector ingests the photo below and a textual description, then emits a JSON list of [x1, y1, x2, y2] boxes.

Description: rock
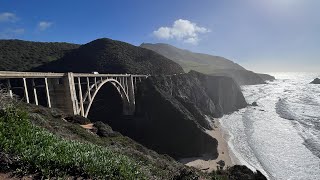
[[310, 78, 320, 84], [217, 160, 225, 169], [134, 71, 247, 159], [251, 102, 258, 106], [64, 115, 91, 125], [94, 121, 119, 137]]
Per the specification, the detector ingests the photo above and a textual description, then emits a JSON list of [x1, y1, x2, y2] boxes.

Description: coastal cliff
[[210, 69, 275, 85], [0, 38, 267, 179], [141, 43, 275, 85], [133, 71, 247, 158]]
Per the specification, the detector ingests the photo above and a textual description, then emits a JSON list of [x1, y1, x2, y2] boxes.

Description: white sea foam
[[220, 72, 320, 180]]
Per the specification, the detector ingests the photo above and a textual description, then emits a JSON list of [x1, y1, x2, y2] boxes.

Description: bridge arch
[[83, 79, 130, 118]]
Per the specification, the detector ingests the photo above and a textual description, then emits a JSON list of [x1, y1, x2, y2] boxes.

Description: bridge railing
[[0, 71, 65, 78]]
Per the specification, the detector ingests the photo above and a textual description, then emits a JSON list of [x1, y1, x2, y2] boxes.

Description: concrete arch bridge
[[0, 71, 148, 117]]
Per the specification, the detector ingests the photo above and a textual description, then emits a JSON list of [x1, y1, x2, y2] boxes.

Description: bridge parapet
[[0, 71, 148, 117]]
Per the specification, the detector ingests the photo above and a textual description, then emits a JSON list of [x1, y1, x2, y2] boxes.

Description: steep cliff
[[132, 71, 247, 158]]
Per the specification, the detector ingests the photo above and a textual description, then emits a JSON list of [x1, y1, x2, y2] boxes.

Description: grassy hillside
[[140, 43, 245, 72], [34, 38, 184, 75], [0, 40, 79, 71], [0, 91, 266, 179], [0, 93, 204, 179], [140, 43, 275, 85]]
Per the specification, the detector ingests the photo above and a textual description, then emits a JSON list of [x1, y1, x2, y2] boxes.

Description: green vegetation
[[35, 38, 184, 75], [25, 104, 191, 179], [0, 92, 203, 179], [0, 90, 266, 179], [0, 106, 145, 179], [0, 40, 79, 71]]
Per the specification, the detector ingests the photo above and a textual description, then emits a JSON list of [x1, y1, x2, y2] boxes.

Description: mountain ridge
[[141, 43, 245, 71], [33, 38, 184, 75], [140, 43, 275, 85]]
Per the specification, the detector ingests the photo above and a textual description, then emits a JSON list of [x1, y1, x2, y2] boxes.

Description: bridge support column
[[32, 79, 38, 105], [23, 78, 30, 103], [67, 73, 78, 115], [49, 73, 78, 115], [124, 75, 135, 115]]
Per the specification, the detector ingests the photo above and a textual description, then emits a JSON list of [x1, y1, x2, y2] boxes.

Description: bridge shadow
[[87, 82, 140, 137], [88, 83, 123, 123]]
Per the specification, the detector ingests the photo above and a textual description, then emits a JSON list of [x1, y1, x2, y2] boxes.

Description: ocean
[[219, 72, 320, 180]]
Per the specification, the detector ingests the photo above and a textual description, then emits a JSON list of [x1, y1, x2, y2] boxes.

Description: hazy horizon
[[0, 0, 319, 72]]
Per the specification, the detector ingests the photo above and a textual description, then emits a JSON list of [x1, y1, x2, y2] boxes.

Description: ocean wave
[[275, 97, 296, 120], [221, 73, 320, 180]]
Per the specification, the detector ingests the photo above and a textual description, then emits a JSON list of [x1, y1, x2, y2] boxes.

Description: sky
[[0, 0, 319, 72]]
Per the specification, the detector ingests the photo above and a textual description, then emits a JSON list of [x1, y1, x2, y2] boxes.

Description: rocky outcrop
[[35, 38, 184, 75], [94, 121, 120, 137], [310, 78, 320, 84], [210, 69, 271, 85], [258, 73, 275, 82], [133, 71, 247, 158], [211, 70, 275, 85]]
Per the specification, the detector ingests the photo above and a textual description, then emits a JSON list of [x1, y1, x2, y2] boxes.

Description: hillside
[[35, 38, 184, 75], [0, 39, 79, 71], [0, 92, 266, 180], [0, 38, 268, 179], [140, 43, 275, 85], [141, 43, 245, 71]]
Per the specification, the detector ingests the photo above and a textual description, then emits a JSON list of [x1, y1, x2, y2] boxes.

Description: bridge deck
[[0, 71, 148, 79]]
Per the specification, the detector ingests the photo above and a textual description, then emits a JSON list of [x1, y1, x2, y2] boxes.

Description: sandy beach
[[179, 119, 233, 172]]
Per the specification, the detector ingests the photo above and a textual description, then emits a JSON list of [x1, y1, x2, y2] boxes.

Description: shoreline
[[179, 119, 234, 172]]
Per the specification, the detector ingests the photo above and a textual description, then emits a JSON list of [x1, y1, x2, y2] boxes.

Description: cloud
[[0, 12, 18, 23], [0, 28, 25, 39], [153, 19, 210, 45], [38, 21, 53, 31]]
